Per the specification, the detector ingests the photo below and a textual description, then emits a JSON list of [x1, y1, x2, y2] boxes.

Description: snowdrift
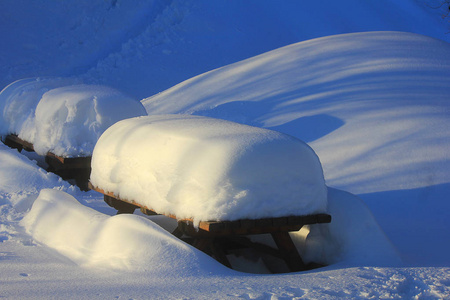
[[143, 31, 450, 195], [21, 189, 228, 274], [0, 79, 147, 157], [90, 115, 328, 223]]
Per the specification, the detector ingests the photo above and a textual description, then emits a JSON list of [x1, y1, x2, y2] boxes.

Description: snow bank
[[143, 31, 450, 195], [90, 115, 327, 223], [0, 143, 74, 214], [32, 84, 146, 157], [20, 189, 226, 274], [297, 187, 401, 266], [0, 77, 78, 140], [1, 80, 147, 157]]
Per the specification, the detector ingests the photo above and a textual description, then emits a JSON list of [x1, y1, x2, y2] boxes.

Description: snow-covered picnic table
[[89, 115, 331, 271], [0, 78, 146, 189]]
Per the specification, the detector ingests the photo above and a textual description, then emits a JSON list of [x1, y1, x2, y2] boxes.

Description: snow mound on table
[[90, 115, 327, 223], [0, 77, 78, 140], [20, 189, 226, 274], [32, 84, 147, 157]]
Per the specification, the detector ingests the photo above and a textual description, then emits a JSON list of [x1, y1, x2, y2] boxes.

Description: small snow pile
[[296, 187, 401, 266], [90, 115, 327, 223], [0, 143, 73, 213], [32, 84, 146, 157], [21, 189, 227, 274], [0, 77, 78, 140], [0, 79, 147, 157]]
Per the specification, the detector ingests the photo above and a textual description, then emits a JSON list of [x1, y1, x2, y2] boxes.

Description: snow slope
[[1, 0, 448, 99]]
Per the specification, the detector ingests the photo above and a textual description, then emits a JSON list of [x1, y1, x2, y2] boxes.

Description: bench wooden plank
[[89, 183, 331, 235], [2, 134, 92, 190], [3, 134, 34, 152], [45, 152, 91, 170]]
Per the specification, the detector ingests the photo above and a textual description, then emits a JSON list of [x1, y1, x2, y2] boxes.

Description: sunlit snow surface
[[90, 115, 327, 223], [1, 12, 449, 300], [0, 80, 147, 156], [143, 31, 450, 267]]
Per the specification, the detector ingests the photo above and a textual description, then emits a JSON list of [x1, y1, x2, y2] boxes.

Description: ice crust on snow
[[90, 115, 328, 223], [0, 80, 147, 157]]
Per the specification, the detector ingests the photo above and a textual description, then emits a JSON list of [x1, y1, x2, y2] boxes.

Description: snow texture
[[90, 115, 327, 223], [1, 0, 450, 298], [33, 84, 146, 157], [21, 189, 228, 274], [0, 77, 79, 139], [1, 81, 147, 157]]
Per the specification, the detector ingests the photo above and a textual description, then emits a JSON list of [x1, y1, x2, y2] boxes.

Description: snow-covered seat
[[89, 114, 331, 271], [0, 79, 147, 189]]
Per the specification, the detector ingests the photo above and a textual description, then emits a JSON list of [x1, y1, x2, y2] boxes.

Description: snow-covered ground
[[1, 1, 450, 299]]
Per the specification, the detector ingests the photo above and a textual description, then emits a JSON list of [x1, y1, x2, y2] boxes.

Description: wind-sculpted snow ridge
[[0, 80, 147, 157], [142, 31, 450, 195], [21, 189, 229, 274], [90, 114, 328, 224], [2, 1, 447, 99]]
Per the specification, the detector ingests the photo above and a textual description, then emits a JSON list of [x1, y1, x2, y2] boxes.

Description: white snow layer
[[90, 115, 328, 223], [0, 77, 79, 140], [20, 189, 227, 274], [142, 31, 450, 266], [0, 81, 147, 157], [143, 31, 450, 195]]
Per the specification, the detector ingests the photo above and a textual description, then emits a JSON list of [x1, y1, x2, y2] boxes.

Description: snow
[[1, 0, 450, 299], [21, 189, 227, 274], [0, 77, 79, 140], [90, 114, 327, 223], [2, 0, 448, 99], [33, 84, 146, 157], [1, 82, 147, 157], [142, 31, 450, 270]]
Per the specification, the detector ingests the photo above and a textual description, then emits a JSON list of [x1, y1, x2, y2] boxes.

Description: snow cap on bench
[[90, 115, 328, 224], [0, 78, 147, 157]]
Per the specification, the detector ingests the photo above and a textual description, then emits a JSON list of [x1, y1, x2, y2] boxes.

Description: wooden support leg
[[191, 238, 233, 269], [192, 238, 212, 252], [210, 240, 232, 269], [73, 168, 91, 191], [171, 225, 184, 238], [104, 195, 137, 215], [271, 231, 306, 272]]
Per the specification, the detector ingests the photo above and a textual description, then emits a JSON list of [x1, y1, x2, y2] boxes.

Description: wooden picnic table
[[2, 134, 92, 190], [88, 183, 331, 273]]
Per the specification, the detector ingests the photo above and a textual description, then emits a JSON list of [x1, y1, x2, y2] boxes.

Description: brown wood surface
[[89, 183, 331, 236], [3, 134, 34, 152]]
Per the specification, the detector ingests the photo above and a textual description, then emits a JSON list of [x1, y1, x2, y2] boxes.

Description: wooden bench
[[2, 134, 92, 190], [88, 183, 331, 273]]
